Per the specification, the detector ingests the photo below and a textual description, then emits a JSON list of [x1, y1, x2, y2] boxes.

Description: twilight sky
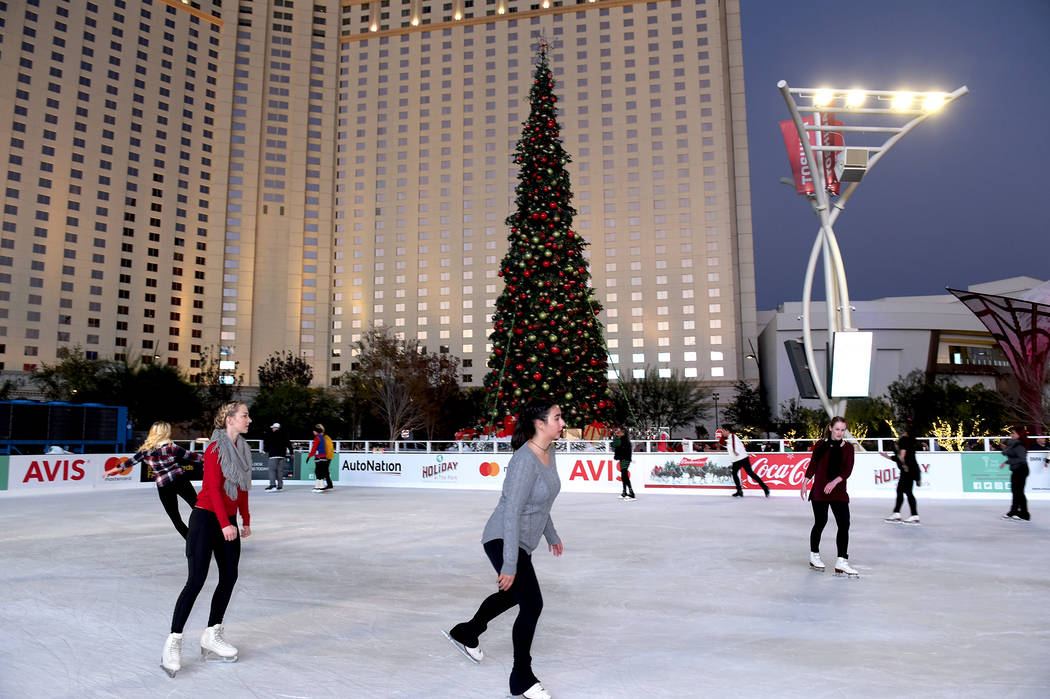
[[739, 0, 1050, 310]]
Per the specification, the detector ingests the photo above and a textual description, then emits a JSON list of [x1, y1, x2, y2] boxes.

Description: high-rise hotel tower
[[0, 0, 756, 390]]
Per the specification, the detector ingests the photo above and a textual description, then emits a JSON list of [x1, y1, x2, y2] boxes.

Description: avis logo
[[105, 456, 134, 477], [569, 459, 625, 482], [479, 462, 501, 477], [23, 459, 87, 483]]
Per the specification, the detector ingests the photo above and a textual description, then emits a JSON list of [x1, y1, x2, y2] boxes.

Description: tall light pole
[[777, 81, 968, 419], [712, 392, 720, 430]]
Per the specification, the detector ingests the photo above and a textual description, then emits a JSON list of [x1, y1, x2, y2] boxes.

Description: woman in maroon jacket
[[161, 401, 253, 678], [799, 416, 858, 577]]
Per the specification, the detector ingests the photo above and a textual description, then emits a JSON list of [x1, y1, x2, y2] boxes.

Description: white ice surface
[[0, 486, 1047, 698]]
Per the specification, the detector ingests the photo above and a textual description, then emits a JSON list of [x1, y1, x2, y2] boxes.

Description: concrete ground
[[0, 486, 1046, 698]]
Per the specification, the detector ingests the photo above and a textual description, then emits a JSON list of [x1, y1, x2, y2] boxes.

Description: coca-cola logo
[[751, 456, 811, 488]]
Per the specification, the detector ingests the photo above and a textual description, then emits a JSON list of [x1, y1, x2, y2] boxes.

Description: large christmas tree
[[484, 43, 612, 427]]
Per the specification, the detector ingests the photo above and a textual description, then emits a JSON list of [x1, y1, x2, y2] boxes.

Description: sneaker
[[885, 512, 902, 522], [834, 557, 859, 578], [808, 552, 825, 571], [442, 630, 483, 663], [904, 515, 920, 525]]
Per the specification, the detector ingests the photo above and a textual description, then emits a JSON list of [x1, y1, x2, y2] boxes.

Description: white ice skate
[[200, 624, 238, 662], [160, 632, 182, 678], [442, 630, 483, 663], [903, 515, 920, 525], [808, 552, 825, 571], [884, 512, 901, 522], [834, 557, 859, 578], [508, 682, 552, 699]]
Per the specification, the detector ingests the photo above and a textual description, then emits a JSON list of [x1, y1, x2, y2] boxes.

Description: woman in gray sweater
[[444, 398, 565, 699]]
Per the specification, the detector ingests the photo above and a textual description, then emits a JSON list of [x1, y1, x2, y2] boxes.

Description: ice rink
[[1, 485, 1046, 698]]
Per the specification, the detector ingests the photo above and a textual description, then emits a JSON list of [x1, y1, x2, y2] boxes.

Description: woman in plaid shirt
[[108, 421, 203, 538]]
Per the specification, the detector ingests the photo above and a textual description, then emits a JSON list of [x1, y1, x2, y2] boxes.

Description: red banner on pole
[[780, 115, 843, 195]]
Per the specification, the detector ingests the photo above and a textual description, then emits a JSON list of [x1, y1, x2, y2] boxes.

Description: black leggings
[[894, 474, 918, 516], [731, 457, 769, 494], [171, 508, 241, 634], [620, 464, 635, 496], [157, 474, 198, 539], [1009, 466, 1030, 520], [810, 500, 850, 559], [315, 459, 333, 488], [450, 539, 543, 695]]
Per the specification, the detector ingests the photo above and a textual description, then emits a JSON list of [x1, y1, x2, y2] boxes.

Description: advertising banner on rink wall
[[2, 450, 1046, 499], [335, 450, 1047, 500], [960, 451, 1050, 494], [2, 453, 143, 493]]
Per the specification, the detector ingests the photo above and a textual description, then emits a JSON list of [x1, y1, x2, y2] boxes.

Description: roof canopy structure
[[948, 285, 1050, 429]]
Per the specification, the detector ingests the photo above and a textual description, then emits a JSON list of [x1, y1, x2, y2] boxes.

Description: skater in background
[[444, 398, 565, 699], [800, 416, 858, 577], [719, 425, 770, 497], [263, 422, 292, 492], [161, 402, 253, 678], [612, 425, 636, 500], [1000, 426, 1031, 521], [107, 421, 202, 539], [881, 434, 921, 523], [308, 423, 335, 492]]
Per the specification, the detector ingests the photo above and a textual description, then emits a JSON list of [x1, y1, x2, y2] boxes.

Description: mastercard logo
[[479, 462, 501, 477], [105, 456, 133, 477]]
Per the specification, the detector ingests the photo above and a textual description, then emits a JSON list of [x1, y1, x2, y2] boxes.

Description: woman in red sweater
[[161, 401, 253, 678], [799, 416, 858, 578]]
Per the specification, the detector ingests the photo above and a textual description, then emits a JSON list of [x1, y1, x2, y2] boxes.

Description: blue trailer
[[0, 401, 129, 455]]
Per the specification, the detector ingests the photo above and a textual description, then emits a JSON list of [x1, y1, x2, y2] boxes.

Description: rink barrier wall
[[1, 451, 1047, 499]]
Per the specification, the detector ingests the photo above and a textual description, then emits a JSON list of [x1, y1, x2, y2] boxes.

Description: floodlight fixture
[[923, 93, 947, 112], [845, 90, 866, 108], [777, 79, 968, 418], [892, 91, 914, 111], [813, 89, 835, 107]]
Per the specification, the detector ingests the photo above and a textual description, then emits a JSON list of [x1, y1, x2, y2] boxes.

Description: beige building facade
[[0, 0, 756, 391]]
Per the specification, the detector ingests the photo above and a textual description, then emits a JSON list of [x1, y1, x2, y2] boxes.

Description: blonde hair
[[139, 421, 172, 452], [213, 401, 246, 430]]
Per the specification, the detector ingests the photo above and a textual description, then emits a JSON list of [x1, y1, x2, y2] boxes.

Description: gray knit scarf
[[208, 428, 253, 500]]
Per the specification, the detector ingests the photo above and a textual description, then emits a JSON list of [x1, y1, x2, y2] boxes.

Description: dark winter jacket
[[263, 430, 292, 459], [805, 438, 854, 502], [896, 435, 921, 471], [887, 452, 921, 486], [1001, 439, 1028, 471], [612, 434, 633, 464]]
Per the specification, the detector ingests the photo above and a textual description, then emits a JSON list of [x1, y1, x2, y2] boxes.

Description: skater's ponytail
[[511, 397, 557, 450]]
